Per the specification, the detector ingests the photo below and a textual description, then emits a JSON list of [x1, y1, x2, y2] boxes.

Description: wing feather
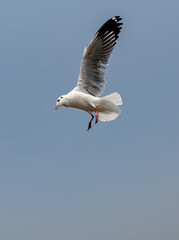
[[76, 16, 123, 96]]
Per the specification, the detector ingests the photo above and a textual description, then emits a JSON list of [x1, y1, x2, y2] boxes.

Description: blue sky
[[0, 0, 179, 239]]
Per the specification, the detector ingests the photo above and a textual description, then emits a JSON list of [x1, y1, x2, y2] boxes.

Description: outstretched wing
[[76, 16, 123, 96]]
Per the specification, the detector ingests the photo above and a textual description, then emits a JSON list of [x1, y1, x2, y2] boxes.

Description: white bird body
[[60, 89, 122, 122], [61, 89, 98, 112], [55, 16, 123, 130]]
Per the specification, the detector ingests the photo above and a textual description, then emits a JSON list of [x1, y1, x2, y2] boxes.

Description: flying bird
[[55, 16, 123, 131]]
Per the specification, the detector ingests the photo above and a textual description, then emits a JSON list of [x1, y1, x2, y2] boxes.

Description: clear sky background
[[0, 0, 179, 239]]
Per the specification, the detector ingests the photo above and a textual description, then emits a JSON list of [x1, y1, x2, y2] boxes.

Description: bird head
[[55, 96, 64, 109]]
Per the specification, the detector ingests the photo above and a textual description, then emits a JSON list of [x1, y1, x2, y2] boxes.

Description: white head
[[55, 96, 65, 110]]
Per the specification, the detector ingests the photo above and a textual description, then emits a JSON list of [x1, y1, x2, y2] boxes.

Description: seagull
[[55, 16, 123, 131]]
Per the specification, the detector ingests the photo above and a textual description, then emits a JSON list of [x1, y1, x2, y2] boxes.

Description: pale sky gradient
[[0, 0, 179, 240]]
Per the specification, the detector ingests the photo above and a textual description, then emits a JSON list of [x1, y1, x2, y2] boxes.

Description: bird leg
[[87, 114, 94, 131], [95, 107, 98, 124]]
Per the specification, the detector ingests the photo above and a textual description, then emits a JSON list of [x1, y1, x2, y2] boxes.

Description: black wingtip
[[96, 16, 123, 39], [114, 16, 122, 21]]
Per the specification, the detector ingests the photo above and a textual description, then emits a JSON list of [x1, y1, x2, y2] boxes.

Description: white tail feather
[[102, 92, 123, 105], [98, 92, 122, 122], [99, 109, 121, 122]]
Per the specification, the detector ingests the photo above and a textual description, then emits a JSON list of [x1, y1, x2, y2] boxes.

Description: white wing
[[76, 16, 123, 97]]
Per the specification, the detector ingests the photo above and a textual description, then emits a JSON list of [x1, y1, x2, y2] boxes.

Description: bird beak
[[55, 104, 60, 110]]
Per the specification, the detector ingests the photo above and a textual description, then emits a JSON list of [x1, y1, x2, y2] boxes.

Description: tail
[[102, 92, 123, 105], [98, 92, 123, 122]]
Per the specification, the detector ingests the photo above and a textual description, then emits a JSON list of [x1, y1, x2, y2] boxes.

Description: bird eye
[[60, 96, 63, 99], [57, 99, 60, 102]]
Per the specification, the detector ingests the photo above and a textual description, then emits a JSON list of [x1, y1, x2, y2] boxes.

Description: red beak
[[55, 104, 60, 110]]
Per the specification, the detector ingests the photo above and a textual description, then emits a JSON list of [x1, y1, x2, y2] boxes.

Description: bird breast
[[67, 92, 97, 112]]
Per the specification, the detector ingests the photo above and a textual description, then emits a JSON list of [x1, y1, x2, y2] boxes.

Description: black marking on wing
[[77, 16, 123, 96]]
